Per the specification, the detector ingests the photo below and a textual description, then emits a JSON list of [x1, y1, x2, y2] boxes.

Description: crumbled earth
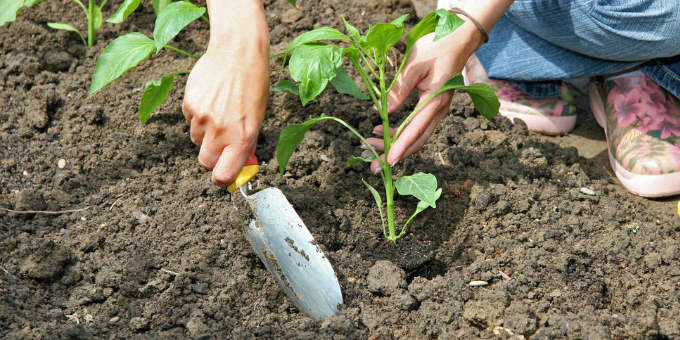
[[1, 0, 679, 339]]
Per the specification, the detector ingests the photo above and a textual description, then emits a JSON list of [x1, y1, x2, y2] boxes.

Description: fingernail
[[373, 166, 382, 175], [388, 155, 400, 166]]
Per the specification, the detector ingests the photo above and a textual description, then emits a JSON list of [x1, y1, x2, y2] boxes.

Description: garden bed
[[1, 0, 679, 338]]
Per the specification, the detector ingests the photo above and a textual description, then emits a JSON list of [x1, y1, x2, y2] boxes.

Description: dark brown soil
[[2, 0, 680, 339]]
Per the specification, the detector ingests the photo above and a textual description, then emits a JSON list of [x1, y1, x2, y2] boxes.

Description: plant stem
[[164, 45, 200, 59], [377, 60, 398, 243], [357, 47, 379, 80], [87, 0, 96, 47], [387, 53, 409, 94], [350, 57, 380, 106]]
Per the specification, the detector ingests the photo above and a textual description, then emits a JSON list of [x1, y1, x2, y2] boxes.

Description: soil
[[2, 0, 679, 339]]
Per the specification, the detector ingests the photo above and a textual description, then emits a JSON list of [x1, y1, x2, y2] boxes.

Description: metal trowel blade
[[243, 187, 342, 321]]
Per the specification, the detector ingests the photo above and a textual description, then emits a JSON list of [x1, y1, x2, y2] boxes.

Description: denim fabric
[[475, 0, 680, 99]]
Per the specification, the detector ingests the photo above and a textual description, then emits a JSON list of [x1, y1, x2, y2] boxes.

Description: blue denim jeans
[[475, 0, 680, 99]]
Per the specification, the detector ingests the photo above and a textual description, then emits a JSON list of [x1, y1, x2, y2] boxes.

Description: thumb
[[386, 64, 421, 114]]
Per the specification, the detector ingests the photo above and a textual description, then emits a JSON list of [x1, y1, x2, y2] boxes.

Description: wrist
[[206, 0, 269, 52], [456, 0, 513, 30], [451, 20, 485, 57]]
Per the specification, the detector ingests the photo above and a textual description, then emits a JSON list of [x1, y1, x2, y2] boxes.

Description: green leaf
[[432, 74, 499, 120], [395, 172, 442, 208], [139, 73, 176, 124], [458, 83, 500, 120], [23, 0, 47, 6], [287, 27, 349, 54], [0, 0, 22, 26], [330, 66, 368, 100], [415, 200, 430, 213], [287, 0, 296, 6], [47, 22, 86, 45], [365, 23, 403, 57], [342, 17, 364, 45], [404, 10, 463, 51], [343, 46, 360, 61], [153, 1, 206, 52], [362, 178, 386, 236], [434, 9, 463, 41], [46, 22, 80, 32], [405, 11, 438, 52], [347, 155, 373, 167], [276, 115, 328, 175], [107, 0, 141, 23], [282, 27, 348, 73], [151, 0, 170, 15], [90, 32, 155, 94], [289, 44, 343, 106], [271, 79, 299, 96], [391, 14, 409, 28], [93, 4, 103, 30]]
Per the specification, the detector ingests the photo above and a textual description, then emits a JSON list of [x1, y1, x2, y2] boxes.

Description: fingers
[[387, 93, 451, 165], [372, 125, 396, 136], [370, 154, 386, 175], [189, 119, 206, 146], [198, 129, 221, 169], [386, 61, 423, 114], [182, 101, 192, 123], [212, 143, 252, 186], [198, 127, 257, 186], [365, 137, 384, 152]]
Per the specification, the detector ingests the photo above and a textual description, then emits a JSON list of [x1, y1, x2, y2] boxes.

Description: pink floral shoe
[[589, 76, 680, 197], [464, 54, 577, 135]]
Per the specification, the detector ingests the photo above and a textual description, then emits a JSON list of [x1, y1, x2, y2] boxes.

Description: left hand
[[366, 25, 482, 174]]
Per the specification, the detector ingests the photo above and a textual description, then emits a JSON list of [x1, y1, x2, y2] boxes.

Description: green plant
[[0, 0, 208, 44], [89, 0, 205, 123], [3, 0, 111, 47], [48, 0, 107, 47], [274, 11, 499, 243], [1, 0, 46, 27], [1, 0, 107, 47]]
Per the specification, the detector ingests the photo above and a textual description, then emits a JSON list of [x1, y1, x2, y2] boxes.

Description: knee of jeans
[[589, 0, 680, 59]]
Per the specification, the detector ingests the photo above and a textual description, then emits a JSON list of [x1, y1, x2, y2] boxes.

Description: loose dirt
[[2, 0, 679, 339]]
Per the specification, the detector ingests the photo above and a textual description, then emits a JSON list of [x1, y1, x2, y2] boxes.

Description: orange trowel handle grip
[[227, 151, 259, 193]]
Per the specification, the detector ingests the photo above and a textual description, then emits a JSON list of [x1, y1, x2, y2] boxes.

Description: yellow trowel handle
[[227, 151, 259, 193]]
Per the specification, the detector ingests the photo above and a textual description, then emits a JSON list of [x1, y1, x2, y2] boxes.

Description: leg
[[477, 0, 680, 82], [506, 0, 680, 62]]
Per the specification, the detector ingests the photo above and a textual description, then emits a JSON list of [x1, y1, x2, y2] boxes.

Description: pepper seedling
[[47, 0, 106, 47], [1, 0, 103, 47], [89, 1, 206, 123], [274, 11, 499, 243]]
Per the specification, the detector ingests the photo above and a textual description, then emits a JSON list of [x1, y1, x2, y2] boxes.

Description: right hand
[[182, 38, 269, 186], [366, 28, 481, 174]]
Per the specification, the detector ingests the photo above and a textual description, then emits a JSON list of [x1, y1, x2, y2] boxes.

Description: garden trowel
[[228, 152, 343, 321]]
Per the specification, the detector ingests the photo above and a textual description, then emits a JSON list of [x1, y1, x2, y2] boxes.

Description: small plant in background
[[47, 0, 107, 47], [274, 11, 499, 243], [2, 0, 107, 47], [0, 0, 44, 27], [89, 0, 206, 123]]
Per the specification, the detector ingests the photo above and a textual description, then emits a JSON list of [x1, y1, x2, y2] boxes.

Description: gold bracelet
[[449, 7, 489, 44]]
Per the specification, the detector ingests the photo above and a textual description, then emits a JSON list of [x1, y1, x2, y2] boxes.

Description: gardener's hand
[[366, 21, 484, 174], [182, 1, 269, 186]]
